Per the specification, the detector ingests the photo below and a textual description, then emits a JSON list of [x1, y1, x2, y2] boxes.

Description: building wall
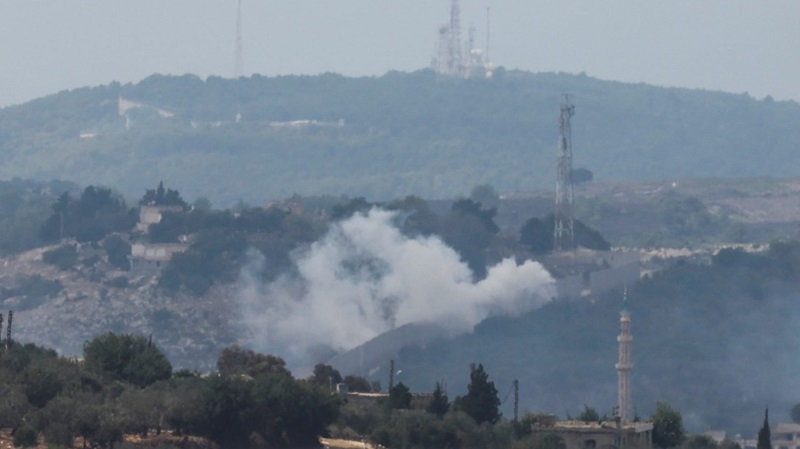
[[531, 422, 653, 449], [773, 423, 800, 449]]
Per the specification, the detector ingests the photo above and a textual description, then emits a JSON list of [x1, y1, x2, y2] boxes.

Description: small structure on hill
[[531, 419, 653, 449], [137, 205, 184, 233], [771, 423, 800, 449]]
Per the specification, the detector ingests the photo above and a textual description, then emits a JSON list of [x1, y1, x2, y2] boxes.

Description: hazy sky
[[1, 1, 798, 107]]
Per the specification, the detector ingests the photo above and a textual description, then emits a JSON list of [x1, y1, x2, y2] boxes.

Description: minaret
[[616, 289, 633, 422]]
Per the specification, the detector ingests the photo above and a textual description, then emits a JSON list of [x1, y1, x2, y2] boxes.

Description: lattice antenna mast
[[234, 0, 244, 77], [485, 7, 491, 64], [554, 95, 576, 252], [447, 0, 463, 76]]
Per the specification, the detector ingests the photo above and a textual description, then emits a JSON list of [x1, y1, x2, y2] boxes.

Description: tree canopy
[[455, 363, 501, 425], [83, 333, 172, 388], [651, 402, 686, 449]]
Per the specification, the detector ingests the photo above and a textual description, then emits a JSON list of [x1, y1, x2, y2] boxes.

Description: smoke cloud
[[238, 208, 555, 369]]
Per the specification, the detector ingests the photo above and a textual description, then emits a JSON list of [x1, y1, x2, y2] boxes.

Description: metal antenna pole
[[234, 0, 244, 77], [485, 7, 491, 64], [513, 379, 519, 422]]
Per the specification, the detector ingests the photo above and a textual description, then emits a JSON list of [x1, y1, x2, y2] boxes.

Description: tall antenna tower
[[485, 7, 491, 64], [234, 0, 244, 77], [433, 25, 450, 73], [553, 95, 576, 252], [447, 0, 463, 76]]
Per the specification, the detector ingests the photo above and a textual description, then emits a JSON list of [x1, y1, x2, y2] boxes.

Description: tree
[[651, 401, 686, 449], [456, 363, 500, 425], [426, 382, 450, 417], [387, 382, 412, 410], [441, 199, 500, 279], [309, 363, 343, 389], [470, 184, 499, 209], [758, 408, 771, 449], [343, 375, 372, 393], [520, 214, 610, 254], [520, 216, 552, 254], [216, 345, 291, 378], [385, 195, 440, 236], [573, 168, 594, 184], [140, 181, 187, 208], [576, 405, 600, 423], [103, 234, 131, 270], [83, 333, 172, 387], [12, 426, 37, 448], [792, 403, 800, 425]]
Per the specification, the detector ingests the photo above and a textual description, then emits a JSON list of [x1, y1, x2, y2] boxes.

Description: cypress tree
[[757, 407, 771, 449]]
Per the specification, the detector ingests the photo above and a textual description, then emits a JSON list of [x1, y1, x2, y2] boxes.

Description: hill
[[2, 174, 800, 440], [378, 242, 800, 436], [0, 70, 798, 206]]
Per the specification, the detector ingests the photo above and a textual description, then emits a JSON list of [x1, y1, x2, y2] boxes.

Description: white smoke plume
[[238, 208, 555, 369]]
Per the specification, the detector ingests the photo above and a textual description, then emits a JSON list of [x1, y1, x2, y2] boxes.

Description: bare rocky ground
[[0, 242, 246, 371]]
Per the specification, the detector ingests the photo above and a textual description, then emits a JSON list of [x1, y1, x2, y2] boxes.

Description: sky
[[1, 1, 798, 107]]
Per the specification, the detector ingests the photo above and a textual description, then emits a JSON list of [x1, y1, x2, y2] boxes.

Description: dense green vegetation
[[0, 71, 798, 206], [0, 336, 340, 449], [0, 332, 701, 449]]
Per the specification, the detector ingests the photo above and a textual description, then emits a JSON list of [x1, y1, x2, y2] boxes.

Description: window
[[585, 440, 596, 448]]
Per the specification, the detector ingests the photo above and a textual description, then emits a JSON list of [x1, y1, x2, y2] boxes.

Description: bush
[[103, 235, 131, 271], [105, 276, 129, 289], [12, 426, 37, 448], [42, 244, 77, 270], [14, 275, 62, 311]]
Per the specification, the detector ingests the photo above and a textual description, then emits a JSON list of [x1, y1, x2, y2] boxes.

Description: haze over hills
[[2, 68, 800, 440], [0, 70, 798, 207]]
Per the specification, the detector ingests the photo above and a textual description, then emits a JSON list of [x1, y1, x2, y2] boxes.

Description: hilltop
[[0, 70, 798, 206]]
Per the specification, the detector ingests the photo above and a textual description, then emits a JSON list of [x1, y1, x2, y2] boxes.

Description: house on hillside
[[530, 419, 653, 449], [137, 205, 184, 233], [772, 423, 800, 449]]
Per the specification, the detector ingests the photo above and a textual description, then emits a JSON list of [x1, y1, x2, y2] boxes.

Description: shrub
[[103, 235, 131, 271], [12, 426, 37, 448], [42, 244, 77, 270]]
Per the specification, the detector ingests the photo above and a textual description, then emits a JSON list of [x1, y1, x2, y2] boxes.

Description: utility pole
[[513, 379, 519, 422], [6, 310, 12, 350], [389, 359, 395, 390], [554, 95, 576, 252]]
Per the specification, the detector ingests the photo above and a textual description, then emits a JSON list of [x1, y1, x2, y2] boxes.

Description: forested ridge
[[0, 70, 798, 206]]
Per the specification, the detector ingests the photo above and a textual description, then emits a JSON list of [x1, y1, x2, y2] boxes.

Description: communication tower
[[234, 0, 244, 77], [485, 7, 491, 64], [447, 0, 463, 75], [432, 25, 451, 74], [553, 95, 575, 252], [484, 7, 494, 78]]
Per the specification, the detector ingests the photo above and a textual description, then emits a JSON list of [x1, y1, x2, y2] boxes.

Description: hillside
[[3, 242, 242, 370], [0, 175, 799, 438], [0, 70, 798, 206], [379, 243, 800, 436]]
